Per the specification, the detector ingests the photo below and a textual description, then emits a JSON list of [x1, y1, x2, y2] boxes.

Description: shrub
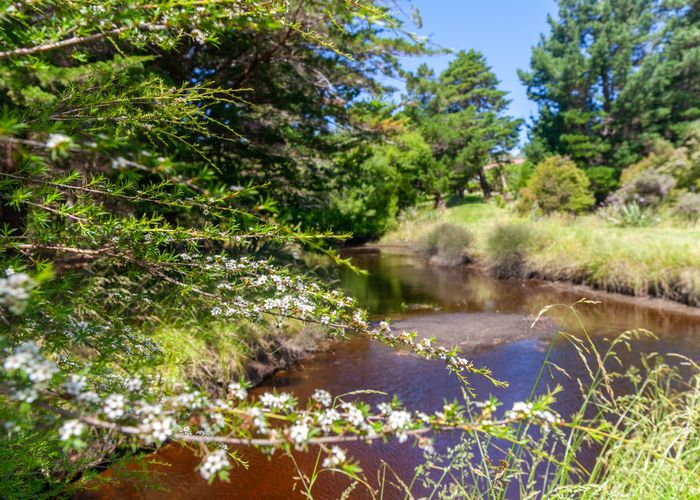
[[615, 170, 676, 207], [518, 156, 595, 214], [585, 166, 619, 202], [674, 192, 700, 222], [486, 223, 536, 277], [419, 223, 474, 266], [602, 201, 658, 228]]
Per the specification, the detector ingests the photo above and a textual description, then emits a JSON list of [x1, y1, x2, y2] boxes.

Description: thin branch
[[23, 200, 88, 223], [0, 24, 163, 60], [14, 243, 114, 256], [29, 395, 499, 447]]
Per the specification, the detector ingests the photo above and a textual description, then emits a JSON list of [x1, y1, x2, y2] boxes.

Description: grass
[[382, 197, 700, 306], [418, 222, 475, 266], [555, 363, 700, 498], [150, 318, 326, 390]]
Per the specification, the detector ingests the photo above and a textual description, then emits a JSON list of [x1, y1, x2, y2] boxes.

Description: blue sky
[[393, 0, 558, 145]]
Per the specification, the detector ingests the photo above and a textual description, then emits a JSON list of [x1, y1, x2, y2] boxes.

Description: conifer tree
[[409, 50, 521, 198]]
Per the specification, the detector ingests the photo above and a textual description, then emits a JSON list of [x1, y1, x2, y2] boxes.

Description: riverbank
[[381, 198, 700, 307], [151, 319, 330, 388]]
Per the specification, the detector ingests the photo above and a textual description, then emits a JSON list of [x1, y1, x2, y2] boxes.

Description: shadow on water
[[85, 249, 700, 499]]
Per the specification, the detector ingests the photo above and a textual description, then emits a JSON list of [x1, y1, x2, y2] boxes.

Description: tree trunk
[[499, 167, 511, 200], [434, 192, 445, 210], [477, 167, 491, 199]]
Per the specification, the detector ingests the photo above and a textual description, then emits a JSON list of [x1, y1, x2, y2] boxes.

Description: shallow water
[[86, 249, 700, 499]]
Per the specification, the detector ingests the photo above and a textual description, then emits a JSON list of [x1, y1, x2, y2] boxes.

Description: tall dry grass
[[382, 200, 700, 305]]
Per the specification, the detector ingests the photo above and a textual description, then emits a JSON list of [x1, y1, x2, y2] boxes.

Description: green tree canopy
[[408, 50, 521, 198], [520, 0, 700, 170]]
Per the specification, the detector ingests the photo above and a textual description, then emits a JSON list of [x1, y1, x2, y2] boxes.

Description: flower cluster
[[289, 421, 310, 447], [322, 446, 347, 468], [3, 341, 59, 402], [59, 419, 85, 442], [190, 254, 356, 327], [0, 268, 35, 314], [228, 381, 248, 400], [0, 247, 555, 489], [199, 449, 230, 481], [103, 394, 126, 420], [137, 402, 176, 444], [0, 332, 566, 487], [387, 410, 412, 443], [505, 401, 563, 428], [260, 392, 296, 412], [311, 389, 332, 407], [364, 322, 502, 388]]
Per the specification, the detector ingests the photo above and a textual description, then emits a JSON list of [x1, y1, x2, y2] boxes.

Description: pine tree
[[520, 0, 658, 169], [618, 0, 700, 143], [413, 50, 521, 198]]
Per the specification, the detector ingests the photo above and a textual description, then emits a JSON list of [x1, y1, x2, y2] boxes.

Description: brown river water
[[83, 249, 700, 499]]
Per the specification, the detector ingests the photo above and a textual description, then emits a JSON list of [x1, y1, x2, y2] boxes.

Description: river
[[85, 248, 700, 498]]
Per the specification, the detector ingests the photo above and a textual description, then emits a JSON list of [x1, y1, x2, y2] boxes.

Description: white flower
[[143, 417, 174, 443], [208, 412, 225, 432], [248, 408, 267, 433], [126, 377, 143, 392], [191, 29, 207, 45], [174, 391, 206, 410], [506, 401, 534, 420], [318, 409, 340, 432], [59, 419, 85, 441], [387, 409, 412, 443], [3, 341, 58, 384], [199, 449, 230, 481], [513, 401, 532, 414], [0, 269, 35, 314], [342, 403, 364, 427], [534, 409, 560, 426], [311, 389, 332, 407], [322, 446, 346, 468], [64, 375, 86, 397], [227, 381, 247, 400], [289, 422, 309, 446], [259, 392, 294, 411], [377, 402, 392, 415], [103, 393, 126, 420], [352, 310, 368, 328], [417, 412, 431, 424], [138, 401, 162, 418], [388, 410, 411, 431], [476, 400, 497, 414], [46, 133, 72, 150]]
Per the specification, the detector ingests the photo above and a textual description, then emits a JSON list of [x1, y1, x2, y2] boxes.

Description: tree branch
[[0, 24, 163, 59]]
